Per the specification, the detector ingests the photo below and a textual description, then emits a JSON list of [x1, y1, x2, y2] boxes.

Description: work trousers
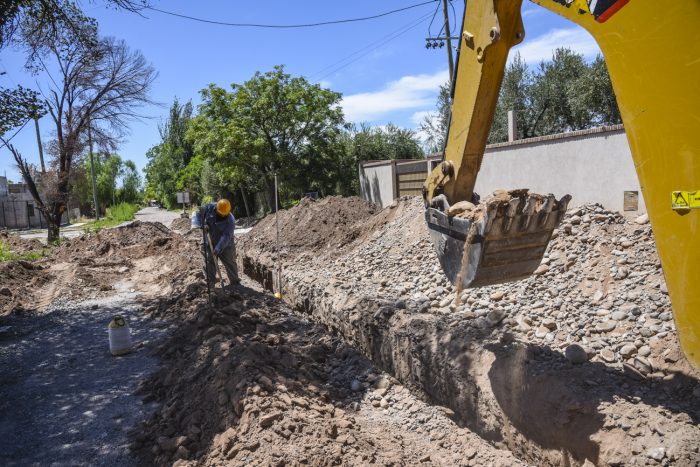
[[202, 240, 239, 286]]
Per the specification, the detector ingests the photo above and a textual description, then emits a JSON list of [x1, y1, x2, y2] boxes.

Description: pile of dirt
[[238, 196, 378, 262], [0, 230, 45, 255], [0, 222, 203, 315], [169, 217, 192, 232], [0, 261, 50, 315], [239, 195, 700, 466], [132, 285, 524, 467]]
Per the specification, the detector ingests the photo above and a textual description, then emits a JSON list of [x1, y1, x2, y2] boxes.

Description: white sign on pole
[[176, 192, 190, 204]]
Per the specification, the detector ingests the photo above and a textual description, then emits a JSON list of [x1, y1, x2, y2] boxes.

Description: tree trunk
[[266, 177, 277, 214], [45, 207, 62, 243], [240, 187, 251, 218]]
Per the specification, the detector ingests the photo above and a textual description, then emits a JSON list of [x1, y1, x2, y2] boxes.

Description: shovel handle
[[206, 232, 225, 287]]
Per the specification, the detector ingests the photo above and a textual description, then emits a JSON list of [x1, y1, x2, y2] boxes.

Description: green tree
[[489, 53, 532, 142], [486, 48, 621, 143], [78, 153, 140, 208], [419, 82, 450, 154], [144, 99, 195, 208], [188, 65, 344, 212], [97, 154, 124, 207], [570, 55, 621, 127], [119, 159, 141, 204]]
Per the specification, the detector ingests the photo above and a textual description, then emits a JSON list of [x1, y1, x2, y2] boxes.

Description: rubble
[[2, 200, 698, 466], [239, 196, 700, 467]]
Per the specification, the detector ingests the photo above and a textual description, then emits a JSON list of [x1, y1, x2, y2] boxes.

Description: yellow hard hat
[[216, 198, 231, 216]]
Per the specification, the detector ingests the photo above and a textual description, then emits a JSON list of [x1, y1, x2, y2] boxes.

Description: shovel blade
[[425, 191, 571, 288]]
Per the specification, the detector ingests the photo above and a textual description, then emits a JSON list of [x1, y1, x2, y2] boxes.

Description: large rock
[[565, 344, 588, 364], [595, 321, 617, 333]]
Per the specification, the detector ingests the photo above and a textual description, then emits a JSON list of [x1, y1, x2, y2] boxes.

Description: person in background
[[192, 198, 239, 286]]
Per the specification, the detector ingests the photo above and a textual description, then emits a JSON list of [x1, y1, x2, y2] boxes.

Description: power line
[[0, 119, 31, 151], [310, 12, 434, 82], [145, 1, 438, 29]]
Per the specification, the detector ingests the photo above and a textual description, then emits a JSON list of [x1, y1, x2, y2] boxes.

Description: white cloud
[[341, 70, 448, 122], [318, 79, 332, 89], [410, 110, 433, 126], [510, 27, 600, 65]]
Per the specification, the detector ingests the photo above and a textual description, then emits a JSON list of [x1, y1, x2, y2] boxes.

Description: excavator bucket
[[425, 190, 571, 288]]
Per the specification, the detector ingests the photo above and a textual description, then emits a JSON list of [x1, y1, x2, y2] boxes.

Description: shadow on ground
[[0, 299, 168, 467]]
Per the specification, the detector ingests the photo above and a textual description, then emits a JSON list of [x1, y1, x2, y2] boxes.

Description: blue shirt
[[200, 203, 235, 253]]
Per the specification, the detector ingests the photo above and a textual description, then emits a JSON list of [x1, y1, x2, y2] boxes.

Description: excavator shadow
[[483, 336, 700, 464]]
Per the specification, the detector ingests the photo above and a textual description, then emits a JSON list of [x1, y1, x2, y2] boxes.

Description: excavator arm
[[423, 0, 571, 290], [423, 0, 700, 367]]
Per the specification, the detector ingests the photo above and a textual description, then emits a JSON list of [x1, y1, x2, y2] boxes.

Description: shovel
[[206, 231, 225, 288]]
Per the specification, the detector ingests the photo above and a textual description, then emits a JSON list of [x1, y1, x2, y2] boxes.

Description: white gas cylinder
[[108, 315, 132, 356]]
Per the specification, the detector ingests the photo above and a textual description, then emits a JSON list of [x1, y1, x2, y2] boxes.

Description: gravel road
[[0, 285, 170, 466]]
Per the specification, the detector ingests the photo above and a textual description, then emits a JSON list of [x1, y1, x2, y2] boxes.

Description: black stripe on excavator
[[426, 221, 485, 244]]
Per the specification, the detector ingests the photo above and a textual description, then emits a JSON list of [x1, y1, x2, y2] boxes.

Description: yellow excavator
[[423, 0, 699, 367]]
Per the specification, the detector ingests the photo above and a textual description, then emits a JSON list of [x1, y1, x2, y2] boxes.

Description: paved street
[[18, 207, 181, 244]]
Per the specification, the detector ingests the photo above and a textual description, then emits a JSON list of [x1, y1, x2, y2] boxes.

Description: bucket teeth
[[502, 197, 521, 232], [425, 190, 571, 288]]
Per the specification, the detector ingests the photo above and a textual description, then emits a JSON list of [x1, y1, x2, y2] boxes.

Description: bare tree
[[1, 0, 148, 50], [4, 18, 156, 241]]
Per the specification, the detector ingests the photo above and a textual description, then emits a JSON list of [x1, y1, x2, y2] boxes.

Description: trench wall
[[239, 252, 620, 467]]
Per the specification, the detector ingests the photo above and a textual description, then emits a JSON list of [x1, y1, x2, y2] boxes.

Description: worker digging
[[193, 198, 241, 290]]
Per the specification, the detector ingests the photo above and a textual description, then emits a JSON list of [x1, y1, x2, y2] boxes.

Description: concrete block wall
[[359, 125, 646, 213], [476, 125, 644, 212]]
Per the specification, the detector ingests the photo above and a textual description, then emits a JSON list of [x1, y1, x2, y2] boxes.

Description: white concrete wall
[[474, 128, 645, 212], [359, 162, 395, 207]]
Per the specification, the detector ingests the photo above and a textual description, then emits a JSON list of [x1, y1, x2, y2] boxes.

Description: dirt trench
[[238, 196, 700, 467]]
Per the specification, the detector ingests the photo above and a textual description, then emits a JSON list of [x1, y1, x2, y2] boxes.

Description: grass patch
[[83, 203, 140, 233], [0, 241, 45, 262]]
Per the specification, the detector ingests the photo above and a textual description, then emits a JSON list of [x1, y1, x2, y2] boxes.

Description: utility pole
[[274, 173, 282, 299], [33, 118, 46, 173], [442, 0, 455, 85], [87, 114, 100, 220]]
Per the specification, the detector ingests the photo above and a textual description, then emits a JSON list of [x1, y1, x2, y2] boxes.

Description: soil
[[0, 230, 45, 255], [133, 282, 523, 467], [245, 196, 378, 257], [0, 214, 525, 467], [170, 217, 192, 232]]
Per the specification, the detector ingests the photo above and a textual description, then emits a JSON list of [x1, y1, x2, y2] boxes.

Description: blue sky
[[0, 0, 600, 182]]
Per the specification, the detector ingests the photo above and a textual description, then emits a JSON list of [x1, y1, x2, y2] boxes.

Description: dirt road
[[0, 285, 170, 466]]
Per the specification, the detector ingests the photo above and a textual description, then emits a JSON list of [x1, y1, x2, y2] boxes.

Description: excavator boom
[[424, 0, 700, 367]]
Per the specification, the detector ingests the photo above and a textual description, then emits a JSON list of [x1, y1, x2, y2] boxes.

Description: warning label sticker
[[672, 191, 700, 210]]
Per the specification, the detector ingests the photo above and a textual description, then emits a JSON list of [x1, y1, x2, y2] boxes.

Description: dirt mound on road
[[0, 231, 45, 255], [0, 222, 203, 315]]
